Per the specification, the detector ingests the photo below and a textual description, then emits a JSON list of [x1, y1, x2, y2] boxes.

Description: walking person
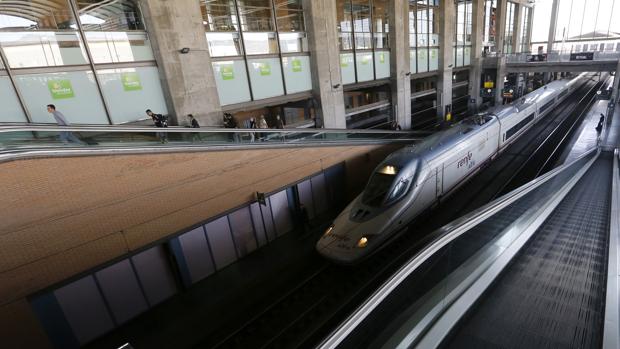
[[596, 113, 605, 133], [186, 114, 202, 142], [223, 113, 239, 142], [248, 116, 257, 142], [146, 109, 168, 143], [258, 115, 269, 141], [46, 104, 85, 145]]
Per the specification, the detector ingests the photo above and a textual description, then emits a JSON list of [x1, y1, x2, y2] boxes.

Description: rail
[[506, 51, 620, 63], [318, 148, 599, 349], [603, 149, 620, 349], [0, 125, 427, 162]]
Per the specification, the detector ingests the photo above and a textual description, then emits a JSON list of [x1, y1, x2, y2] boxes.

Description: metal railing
[[506, 51, 620, 63], [0, 125, 426, 161]]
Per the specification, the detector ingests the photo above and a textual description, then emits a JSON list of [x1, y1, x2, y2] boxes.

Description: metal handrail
[[603, 149, 620, 349], [0, 125, 425, 135], [318, 147, 599, 349]]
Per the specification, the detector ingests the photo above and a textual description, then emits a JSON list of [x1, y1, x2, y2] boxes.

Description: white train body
[[316, 74, 586, 264]]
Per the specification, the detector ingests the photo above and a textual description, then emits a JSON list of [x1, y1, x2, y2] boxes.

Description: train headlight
[[357, 236, 369, 248], [324, 225, 334, 237]]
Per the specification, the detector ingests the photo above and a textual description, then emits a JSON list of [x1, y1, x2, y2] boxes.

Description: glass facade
[[503, 2, 516, 53], [519, 6, 531, 53], [482, 0, 496, 53], [0, 0, 167, 124], [454, 0, 472, 67], [409, 0, 440, 74], [542, 0, 620, 53], [337, 0, 391, 85], [203, 0, 312, 106]]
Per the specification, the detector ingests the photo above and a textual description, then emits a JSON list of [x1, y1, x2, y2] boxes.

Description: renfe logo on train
[[457, 152, 473, 169]]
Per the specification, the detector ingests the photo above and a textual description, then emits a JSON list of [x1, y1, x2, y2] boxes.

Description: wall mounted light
[[333, 84, 341, 89], [179, 47, 190, 54]]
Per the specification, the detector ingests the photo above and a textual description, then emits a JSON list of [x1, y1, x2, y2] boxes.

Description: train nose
[[316, 225, 372, 264]]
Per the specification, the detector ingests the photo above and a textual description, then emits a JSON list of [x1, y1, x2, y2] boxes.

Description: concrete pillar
[[611, 59, 620, 104], [512, 4, 523, 53], [546, 0, 560, 54], [139, 0, 222, 126], [494, 0, 507, 105], [544, 0, 560, 82], [304, 0, 347, 129], [389, 0, 412, 129], [469, 0, 485, 112], [437, 0, 455, 121]]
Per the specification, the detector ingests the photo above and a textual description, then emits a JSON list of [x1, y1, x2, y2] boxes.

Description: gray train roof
[[385, 116, 498, 166], [490, 76, 578, 120]]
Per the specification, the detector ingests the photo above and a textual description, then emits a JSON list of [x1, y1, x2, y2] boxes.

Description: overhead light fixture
[[179, 47, 190, 54]]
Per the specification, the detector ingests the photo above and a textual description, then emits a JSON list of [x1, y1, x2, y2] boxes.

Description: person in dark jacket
[[248, 116, 257, 142], [223, 113, 239, 142], [187, 114, 202, 142], [187, 114, 200, 128], [146, 109, 168, 143], [275, 115, 284, 129], [596, 113, 605, 133]]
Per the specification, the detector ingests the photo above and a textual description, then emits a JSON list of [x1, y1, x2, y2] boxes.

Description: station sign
[[526, 54, 547, 62], [570, 52, 594, 61]]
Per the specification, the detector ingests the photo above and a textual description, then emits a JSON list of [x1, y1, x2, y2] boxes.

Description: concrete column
[[437, 0, 455, 121], [611, 59, 620, 104], [469, 0, 485, 112], [546, 0, 560, 54], [304, 0, 347, 129], [494, 0, 507, 105], [139, 0, 222, 126], [494, 0, 507, 54], [544, 0, 560, 82], [512, 4, 523, 53], [389, 0, 412, 129]]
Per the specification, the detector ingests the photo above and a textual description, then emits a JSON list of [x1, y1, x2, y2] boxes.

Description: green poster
[[259, 63, 271, 76], [340, 56, 349, 67], [292, 59, 302, 72], [121, 72, 142, 91], [48, 79, 74, 100], [221, 65, 234, 80], [379, 53, 385, 63]]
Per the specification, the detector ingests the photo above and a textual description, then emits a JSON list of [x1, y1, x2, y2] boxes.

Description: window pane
[[212, 59, 252, 105], [275, 0, 305, 32], [243, 31, 278, 54], [409, 3, 417, 48], [97, 66, 168, 124], [282, 55, 312, 93], [337, 0, 353, 50], [75, 0, 145, 31], [206, 32, 243, 56], [247, 57, 284, 99], [202, 0, 239, 31], [373, 0, 389, 49], [352, 0, 372, 49], [0, 32, 89, 68], [15, 70, 108, 124], [238, 0, 274, 31], [0, 75, 27, 122], [85, 31, 154, 63], [0, 0, 77, 30], [375, 51, 390, 79], [355, 51, 374, 82], [340, 53, 356, 84], [279, 32, 307, 52]]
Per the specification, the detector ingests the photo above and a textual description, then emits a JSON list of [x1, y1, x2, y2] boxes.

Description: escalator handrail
[[0, 125, 428, 135], [603, 149, 620, 349]]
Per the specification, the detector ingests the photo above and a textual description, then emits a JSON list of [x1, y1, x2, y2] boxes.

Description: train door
[[435, 166, 444, 197]]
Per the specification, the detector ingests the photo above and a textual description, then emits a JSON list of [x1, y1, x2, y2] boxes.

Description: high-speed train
[[316, 74, 588, 264]]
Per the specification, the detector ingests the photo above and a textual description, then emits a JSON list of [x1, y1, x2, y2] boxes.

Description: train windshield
[[362, 173, 396, 206]]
